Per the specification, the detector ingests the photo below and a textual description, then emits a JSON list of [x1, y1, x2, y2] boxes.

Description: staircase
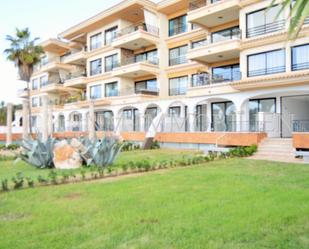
[[250, 138, 303, 163]]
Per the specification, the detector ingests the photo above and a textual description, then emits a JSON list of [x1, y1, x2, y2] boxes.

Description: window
[[212, 64, 240, 82], [211, 26, 240, 43], [292, 44, 309, 71], [105, 54, 118, 72], [90, 33, 102, 50], [191, 39, 207, 49], [122, 108, 139, 131], [32, 78, 39, 90], [105, 26, 118, 45], [169, 15, 187, 36], [169, 76, 188, 96], [40, 75, 48, 87], [249, 98, 276, 131], [135, 79, 158, 93], [31, 116, 37, 128], [246, 5, 285, 38], [90, 85, 102, 99], [90, 59, 102, 76], [247, 49, 285, 77], [31, 97, 40, 107], [169, 45, 188, 66], [191, 23, 200, 30], [192, 72, 209, 87], [105, 82, 118, 97], [135, 50, 158, 64], [211, 102, 236, 131], [169, 106, 181, 117]]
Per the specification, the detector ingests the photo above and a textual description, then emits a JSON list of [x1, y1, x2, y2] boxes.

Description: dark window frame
[[105, 82, 118, 97], [291, 43, 309, 71], [90, 58, 102, 76]]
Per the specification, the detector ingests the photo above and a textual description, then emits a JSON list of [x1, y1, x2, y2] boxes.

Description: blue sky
[[0, 0, 128, 104]]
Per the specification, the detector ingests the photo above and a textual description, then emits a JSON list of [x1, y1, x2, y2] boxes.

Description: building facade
[[19, 0, 309, 145]]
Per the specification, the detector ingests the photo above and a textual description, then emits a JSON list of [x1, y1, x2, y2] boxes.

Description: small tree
[[4, 28, 44, 133]]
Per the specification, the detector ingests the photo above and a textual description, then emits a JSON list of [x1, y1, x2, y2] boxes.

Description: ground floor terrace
[[12, 85, 309, 150]]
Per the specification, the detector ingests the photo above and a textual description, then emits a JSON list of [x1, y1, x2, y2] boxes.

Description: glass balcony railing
[[189, 0, 207, 11], [169, 56, 187, 66], [191, 71, 241, 87], [115, 23, 159, 39], [118, 57, 159, 67]]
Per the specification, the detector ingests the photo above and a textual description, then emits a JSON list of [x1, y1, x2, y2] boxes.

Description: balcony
[[39, 58, 74, 73], [63, 73, 87, 88], [246, 20, 285, 38], [40, 80, 68, 93], [112, 23, 159, 50], [60, 49, 86, 65], [188, 29, 241, 63], [188, 0, 240, 28], [18, 88, 29, 98], [112, 57, 160, 78]]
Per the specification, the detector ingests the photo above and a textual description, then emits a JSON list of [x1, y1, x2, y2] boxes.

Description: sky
[[0, 0, 147, 104]]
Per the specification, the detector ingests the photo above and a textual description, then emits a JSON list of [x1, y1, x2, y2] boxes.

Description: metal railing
[[246, 19, 285, 38], [169, 24, 188, 36], [169, 56, 188, 66], [293, 120, 309, 132], [292, 62, 309, 71], [115, 23, 159, 38], [60, 48, 86, 62], [135, 88, 159, 95], [117, 57, 159, 67], [191, 71, 241, 87], [248, 66, 286, 77], [40, 80, 63, 88]]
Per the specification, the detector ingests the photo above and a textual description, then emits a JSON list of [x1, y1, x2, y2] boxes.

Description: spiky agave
[[19, 136, 55, 168], [80, 135, 123, 168]]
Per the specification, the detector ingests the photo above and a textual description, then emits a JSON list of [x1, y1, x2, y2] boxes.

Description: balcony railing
[[135, 88, 159, 95], [65, 72, 87, 81], [40, 80, 63, 88], [115, 23, 159, 38], [293, 120, 309, 132], [189, 0, 207, 11], [118, 57, 159, 67], [191, 71, 241, 87], [248, 66, 286, 77], [169, 24, 188, 36], [246, 19, 285, 38], [60, 48, 86, 62], [169, 56, 188, 66], [292, 62, 309, 71]]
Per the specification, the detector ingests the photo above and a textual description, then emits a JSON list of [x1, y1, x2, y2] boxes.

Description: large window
[[169, 106, 181, 117], [90, 85, 102, 99], [105, 26, 118, 45], [212, 64, 240, 83], [292, 44, 309, 71], [246, 5, 285, 38], [211, 26, 240, 43], [169, 76, 188, 96], [105, 54, 118, 72], [105, 82, 118, 97], [32, 78, 39, 90], [169, 15, 187, 36], [135, 50, 158, 64], [249, 98, 276, 131], [90, 59, 102, 76], [135, 79, 158, 93], [169, 45, 188, 66], [211, 101, 236, 131], [90, 33, 102, 50], [31, 97, 41, 107], [247, 49, 285, 77], [40, 75, 48, 87]]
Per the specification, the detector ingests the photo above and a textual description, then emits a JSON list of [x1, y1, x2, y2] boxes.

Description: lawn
[[0, 156, 308, 249]]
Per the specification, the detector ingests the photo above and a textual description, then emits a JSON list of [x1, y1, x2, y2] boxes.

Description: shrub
[[6, 144, 20, 150], [150, 140, 160, 150], [121, 142, 140, 152], [12, 172, 24, 189], [142, 160, 151, 172], [61, 171, 70, 183], [230, 145, 257, 157], [0, 144, 6, 150], [80, 168, 86, 180], [37, 175, 49, 185], [0, 155, 16, 161], [48, 170, 58, 185], [26, 177, 34, 188], [121, 163, 129, 173], [1, 179, 9, 192]]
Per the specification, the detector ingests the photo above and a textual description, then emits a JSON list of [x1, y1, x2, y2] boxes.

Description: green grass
[[0, 148, 198, 180], [0, 158, 308, 249]]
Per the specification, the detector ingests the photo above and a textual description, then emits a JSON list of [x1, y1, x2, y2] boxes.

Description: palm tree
[[272, 0, 309, 39], [4, 28, 44, 133]]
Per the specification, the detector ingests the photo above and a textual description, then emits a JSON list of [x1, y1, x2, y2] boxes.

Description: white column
[[22, 99, 29, 140], [88, 101, 95, 141], [42, 95, 49, 141], [6, 103, 13, 146], [236, 110, 242, 132], [206, 103, 212, 132]]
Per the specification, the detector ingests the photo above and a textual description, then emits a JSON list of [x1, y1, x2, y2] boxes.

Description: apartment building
[[19, 0, 309, 147]]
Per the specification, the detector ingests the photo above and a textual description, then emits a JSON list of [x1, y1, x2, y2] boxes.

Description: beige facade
[[20, 0, 309, 139]]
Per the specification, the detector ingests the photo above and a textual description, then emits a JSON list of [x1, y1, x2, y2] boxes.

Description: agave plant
[[19, 136, 55, 168], [79, 135, 123, 168]]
